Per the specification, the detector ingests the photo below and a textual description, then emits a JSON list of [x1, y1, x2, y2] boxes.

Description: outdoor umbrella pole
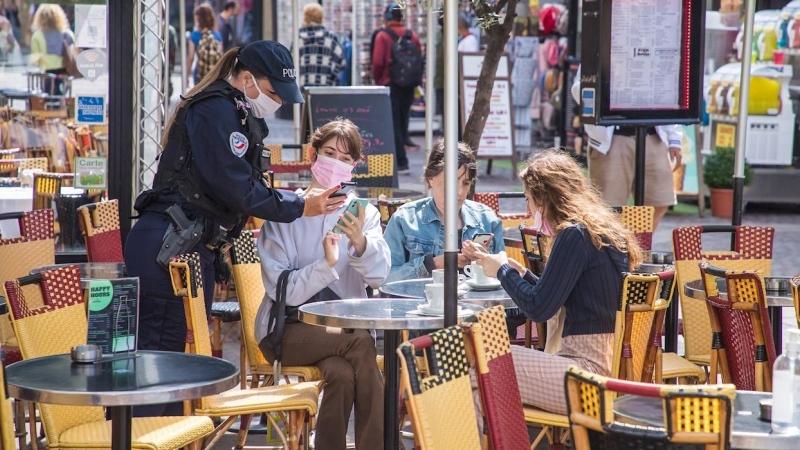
[[634, 126, 647, 206], [292, 0, 301, 144], [424, 5, 436, 194], [733, 0, 756, 227], [443, 2, 459, 327]]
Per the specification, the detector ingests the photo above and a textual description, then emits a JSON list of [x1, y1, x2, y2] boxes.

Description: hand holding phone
[[330, 181, 358, 198], [333, 198, 369, 234], [472, 233, 493, 252]]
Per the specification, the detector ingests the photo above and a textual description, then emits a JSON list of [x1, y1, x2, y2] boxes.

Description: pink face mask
[[533, 209, 555, 236], [311, 154, 354, 188]]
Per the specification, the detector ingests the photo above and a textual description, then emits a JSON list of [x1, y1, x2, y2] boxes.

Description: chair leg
[[211, 317, 223, 357], [202, 415, 237, 450], [234, 414, 253, 449], [287, 410, 308, 450], [27, 401, 39, 450], [240, 336, 247, 389], [14, 400, 26, 450]]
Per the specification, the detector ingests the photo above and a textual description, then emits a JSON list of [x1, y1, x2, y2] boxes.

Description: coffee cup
[[431, 269, 466, 284], [424, 283, 444, 310], [464, 262, 491, 284]]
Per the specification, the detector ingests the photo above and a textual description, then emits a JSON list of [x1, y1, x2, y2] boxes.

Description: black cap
[[238, 40, 304, 104]]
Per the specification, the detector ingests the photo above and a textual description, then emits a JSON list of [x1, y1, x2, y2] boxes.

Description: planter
[[709, 188, 734, 218]]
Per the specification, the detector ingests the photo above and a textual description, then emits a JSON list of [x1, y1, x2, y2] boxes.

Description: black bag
[[384, 28, 423, 88]]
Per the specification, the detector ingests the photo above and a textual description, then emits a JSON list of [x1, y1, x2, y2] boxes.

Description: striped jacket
[[298, 25, 345, 87]]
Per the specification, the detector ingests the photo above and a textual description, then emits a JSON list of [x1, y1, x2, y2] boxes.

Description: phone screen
[[333, 199, 369, 234], [473, 233, 492, 251]]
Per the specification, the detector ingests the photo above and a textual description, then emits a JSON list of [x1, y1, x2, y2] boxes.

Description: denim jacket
[[383, 197, 505, 282]]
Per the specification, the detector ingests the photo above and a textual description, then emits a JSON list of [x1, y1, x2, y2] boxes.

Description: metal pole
[[424, 5, 435, 189], [443, 0, 459, 328], [292, 0, 301, 144], [179, 0, 187, 93], [351, 0, 359, 86], [163, 0, 171, 118], [633, 126, 646, 206], [733, 0, 755, 226]]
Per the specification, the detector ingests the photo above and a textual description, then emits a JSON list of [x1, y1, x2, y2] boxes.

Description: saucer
[[465, 279, 502, 291], [413, 304, 472, 316]]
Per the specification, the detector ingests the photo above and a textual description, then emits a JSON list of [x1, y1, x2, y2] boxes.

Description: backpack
[[384, 28, 423, 88], [61, 32, 81, 79], [196, 30, 222, 81]]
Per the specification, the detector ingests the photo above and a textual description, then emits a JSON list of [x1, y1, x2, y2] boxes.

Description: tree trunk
[[461, 0, 518, 154]]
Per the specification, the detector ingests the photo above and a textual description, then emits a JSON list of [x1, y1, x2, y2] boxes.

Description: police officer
[[126, 41, 343, 415]]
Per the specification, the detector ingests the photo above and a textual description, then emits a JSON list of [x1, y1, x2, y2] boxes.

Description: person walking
[[298, 3, 345, 87], [218, 1, 239, 51], [186, 3, 222, 86], [29, 4, 73, 95]]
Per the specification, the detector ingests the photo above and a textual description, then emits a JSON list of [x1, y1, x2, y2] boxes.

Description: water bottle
[[772, 329, 800, 433]]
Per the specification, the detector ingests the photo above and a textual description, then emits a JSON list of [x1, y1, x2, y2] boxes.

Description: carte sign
[[87, 278, 139, 355], [74, 156, 107, 189]]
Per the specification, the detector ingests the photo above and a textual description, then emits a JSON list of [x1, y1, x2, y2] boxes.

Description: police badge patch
[[229, 132, 249, 157]]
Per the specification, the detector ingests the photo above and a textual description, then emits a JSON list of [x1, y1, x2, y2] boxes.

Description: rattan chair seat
[[251, 362, 323, 381], [58, 416, 214, 450], [196, 381, 321, 416], [660, 352, 707, 382], [523, 406, 570, 428], [209, 300, 242, 322]]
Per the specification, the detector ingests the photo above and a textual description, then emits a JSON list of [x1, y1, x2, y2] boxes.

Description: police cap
[[238, 40, 304, 104]]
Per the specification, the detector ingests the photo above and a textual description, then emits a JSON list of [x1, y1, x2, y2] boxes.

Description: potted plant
[[703, 147, 753, 218]]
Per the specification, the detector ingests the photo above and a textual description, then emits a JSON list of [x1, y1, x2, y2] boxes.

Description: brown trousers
[[260, 322, 384, 450]]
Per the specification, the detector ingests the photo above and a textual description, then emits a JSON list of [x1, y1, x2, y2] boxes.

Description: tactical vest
[[136, 80, 271, 233]]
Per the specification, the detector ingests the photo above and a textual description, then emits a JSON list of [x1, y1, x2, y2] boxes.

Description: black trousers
[[390, 84, 415, 168]]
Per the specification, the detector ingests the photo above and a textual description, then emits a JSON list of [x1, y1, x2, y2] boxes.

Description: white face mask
[[246, 77, 282, 118]]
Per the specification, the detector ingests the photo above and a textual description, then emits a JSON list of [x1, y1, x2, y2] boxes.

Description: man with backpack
[[371, 3, 422, 174]]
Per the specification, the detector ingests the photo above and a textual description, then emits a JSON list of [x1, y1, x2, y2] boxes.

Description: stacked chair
[[473, 191, 529, 229], [76, 199, 124, 262]]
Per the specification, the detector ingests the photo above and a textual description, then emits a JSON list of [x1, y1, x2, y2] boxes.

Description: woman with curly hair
[[464, 149, 642, 415], [30, 3, 72, 94]]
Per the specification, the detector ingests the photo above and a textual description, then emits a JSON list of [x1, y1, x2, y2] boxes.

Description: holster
[[156, 205, 205, 269]]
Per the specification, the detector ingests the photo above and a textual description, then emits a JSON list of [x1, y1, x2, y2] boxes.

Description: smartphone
[[472, 233, 493, 252], [333, 198, 369, 233], [331, 181, 358, 198]]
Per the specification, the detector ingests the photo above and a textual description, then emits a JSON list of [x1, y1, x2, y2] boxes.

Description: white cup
[[431, 269, 466, 284], [464, 262, 490, 284], [424, 283, 445, 311]]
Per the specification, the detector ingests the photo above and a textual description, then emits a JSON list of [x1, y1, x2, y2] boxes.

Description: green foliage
[[703, 147, 753, 189]]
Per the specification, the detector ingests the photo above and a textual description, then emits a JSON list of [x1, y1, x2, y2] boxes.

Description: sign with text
[[75, 95, 106, 125], [74, 157, 107, 189], [87, 278, 139, 355], [75, 4, 108, 48]]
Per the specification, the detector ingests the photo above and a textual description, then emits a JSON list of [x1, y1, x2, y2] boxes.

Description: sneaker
[[397, 165, 411, 175]]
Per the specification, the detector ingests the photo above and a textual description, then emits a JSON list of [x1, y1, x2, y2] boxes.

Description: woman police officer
[[126, 41, 343, 416]]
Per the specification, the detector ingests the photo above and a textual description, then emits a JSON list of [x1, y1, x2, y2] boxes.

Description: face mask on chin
[[310, 154, 355, 188], [246, 77, 282, 118]]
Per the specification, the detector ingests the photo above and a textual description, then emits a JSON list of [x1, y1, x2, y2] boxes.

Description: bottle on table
[[772, 328, 800, 434]]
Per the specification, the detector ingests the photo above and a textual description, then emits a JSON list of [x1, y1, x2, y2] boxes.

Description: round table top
[[684, 278, 793, 308], [5, 350, 239, 407], [379, 278, 515, 309], [614, 391, 799, 449], [32, 262, 127, 288], [270, 179, 424, 203], [299, 298, 484, 330]]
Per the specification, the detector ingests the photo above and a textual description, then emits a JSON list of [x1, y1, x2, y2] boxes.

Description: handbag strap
[[267, 269, 292, 384]]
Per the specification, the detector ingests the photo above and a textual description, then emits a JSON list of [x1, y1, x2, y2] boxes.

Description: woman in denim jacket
[[383, 140, 504, 282]]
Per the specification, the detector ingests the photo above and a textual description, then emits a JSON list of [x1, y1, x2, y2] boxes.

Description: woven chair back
[[267, 144, 314, 174], [78, 199, 123, 262], [672, 226, 774, 365], [398, 326, 482, 449], [0, 352, 15, 450], [473, 192, 528, 229], [462, 306, 531, 449], [0, 157, 49, 175], [518, 225, 551, 276], [378, 198, 410, 229], [618, 205, 655, 252], [700, 263, 776, 391], [565, 366, 735, 450], [32, 172, 72, 210], [3, 265, 106, 445], [230, 231, 270, 369]]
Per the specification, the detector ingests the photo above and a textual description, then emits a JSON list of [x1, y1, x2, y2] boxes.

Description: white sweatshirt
[[254, 194, 391, 344]]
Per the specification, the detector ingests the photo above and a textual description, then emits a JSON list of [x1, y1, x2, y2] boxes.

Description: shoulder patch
[[229, 132, 248, 157]]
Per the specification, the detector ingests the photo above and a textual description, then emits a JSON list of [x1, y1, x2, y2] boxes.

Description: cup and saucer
[[411, 283, 471, 316], [464, 262, 502, 291], [430, 269, 468, 297]]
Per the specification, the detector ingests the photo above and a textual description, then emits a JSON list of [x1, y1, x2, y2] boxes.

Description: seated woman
[[383, 140, 504, 283], [464, 149, 642, 415], [255, 119, 390, 450]]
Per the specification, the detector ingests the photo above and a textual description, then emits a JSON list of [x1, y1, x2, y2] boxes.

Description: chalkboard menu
[[304, 87, 398, 188], [87, 277, 139, 355]]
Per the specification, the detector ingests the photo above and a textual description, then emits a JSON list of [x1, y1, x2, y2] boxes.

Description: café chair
[[378, 198, 410, 230], [699, 262, 776, 391], [77, 199, 124, 262], [519, 225, 551, 350], [617, 205, 655, 262], [1, 353, 16, 450], [397, 325, 483, 449], [0, 148, 22, 159], [473, 191, 529, 230], [267, 144, 314, 174], [564, 366, 736, 450], [170, 253, 321, 450], [24, 146, 53, 164], [32, 172, 73, 211], [0, 157, 49, 176], [791, 276, 800, 329], [672, 225, 775, 369], [461, 306, 532, 449], [3, 265, 215, 450]]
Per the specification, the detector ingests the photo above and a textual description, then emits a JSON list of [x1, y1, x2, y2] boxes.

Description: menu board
[[87, 278, 139, 355], [609, 0, 683, 110]]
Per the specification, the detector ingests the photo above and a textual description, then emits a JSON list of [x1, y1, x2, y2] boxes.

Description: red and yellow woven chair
[[77, 199, 124, 262], [0, 353, 16, 450], [378, 198, 410, 230], [672, 225, 775, 369], [618, 206, 655, 259], [170, 253, 321, 450], [473, 191, 529, 229], [565, 366, 736, 450], [3, 265, 215, 450], [699, 262, 777, 392], [398, 325, 482, 449], [266, 144, 314, 174], [791, 276, 800, 329], [517, 225, 551, 350], [461, 305, 532, 449], [0, 157, 49, 176]]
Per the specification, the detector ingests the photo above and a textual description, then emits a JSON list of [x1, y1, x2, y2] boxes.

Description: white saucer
[[412, 304, 472, 317], [465, 279, 502, 291]]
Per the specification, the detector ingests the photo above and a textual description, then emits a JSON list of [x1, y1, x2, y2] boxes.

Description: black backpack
[[384, 28, 423, 88]]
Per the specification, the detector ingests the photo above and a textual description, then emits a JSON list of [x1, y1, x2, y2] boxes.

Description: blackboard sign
[[304, 87, 398, 188], [87, 277, 139, 355]]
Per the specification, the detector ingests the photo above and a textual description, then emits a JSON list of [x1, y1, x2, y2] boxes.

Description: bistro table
[[614, 391, 800, 449], [299, 298, 484, 450], [271, 175, 424, 204], [684, 278, 792, 354], [379, 277, 515, 309], [5, 350, 238, 450], [32, 262, 127, 289]]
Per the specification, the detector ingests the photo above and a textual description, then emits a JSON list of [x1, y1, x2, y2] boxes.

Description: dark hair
[[385, 3, 403, 22], [309, 118, 363, 162], [194, 3, 216, 30], [223, 1, 238, 11], [423, 139, 477, 186]]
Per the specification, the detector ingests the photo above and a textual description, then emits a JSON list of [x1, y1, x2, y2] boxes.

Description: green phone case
[[333, 198, 369, 233]]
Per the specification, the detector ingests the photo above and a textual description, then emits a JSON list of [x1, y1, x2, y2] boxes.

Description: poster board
[[304, 87, 398, 188], [459, 53, 517, 170], [579, 0, 705, 126], [87, 277, 139, 355]]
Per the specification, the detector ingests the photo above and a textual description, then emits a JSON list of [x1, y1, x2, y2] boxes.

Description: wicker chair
[[518, 225, 550, 350], [565, 366, 736, 450], [473, 191, 529, 229], [397, 325, 483, 449], [378, 198, 410, 230], [791, 276, 800, 329], [0, 157, 49, 176], [3, 265, 215, 450], [617, 206, 655, 260], [170, 253, 321, 450], [77, 199, 124, 262], [699, 262, 777, 392], [32, 172, 73, 211], [267, 144, 314, 174], [672, 225, 775, 368], [461, 306, 532, 449], [1, 350, 17, 450]]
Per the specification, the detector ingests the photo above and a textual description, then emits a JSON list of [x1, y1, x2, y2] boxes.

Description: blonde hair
[[309, 118, 363, 161], [33, 4, 68, 33], [519, 149, 643, 270], [303, 4, 324, 26]]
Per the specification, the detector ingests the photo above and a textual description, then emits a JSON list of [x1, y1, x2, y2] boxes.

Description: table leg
[[108, 405, 132, 450], [770, 306, 783, 356], [664, 290, 679, 353], [384, 329, 400, 450]]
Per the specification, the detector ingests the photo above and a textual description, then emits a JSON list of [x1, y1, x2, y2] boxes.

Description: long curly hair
[[33, 4, 69, 33], [519, 149, 642, 270]]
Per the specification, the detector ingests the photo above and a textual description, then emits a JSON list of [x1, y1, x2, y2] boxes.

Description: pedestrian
[[457, 13, 479, 53], [186, 3, 222, 86], [371, 2, 423, 174], [571, 65, 683, 231], [298, 3, 345, 87], [30, 4, 73, 95], [218, 1, 239, 51], [126, 40, 345, 416]]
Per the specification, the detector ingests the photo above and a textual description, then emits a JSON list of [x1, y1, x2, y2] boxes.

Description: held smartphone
[[472, 233, 493, 252], [330, 181, 358, 197], [333, 198, 370, 234]]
